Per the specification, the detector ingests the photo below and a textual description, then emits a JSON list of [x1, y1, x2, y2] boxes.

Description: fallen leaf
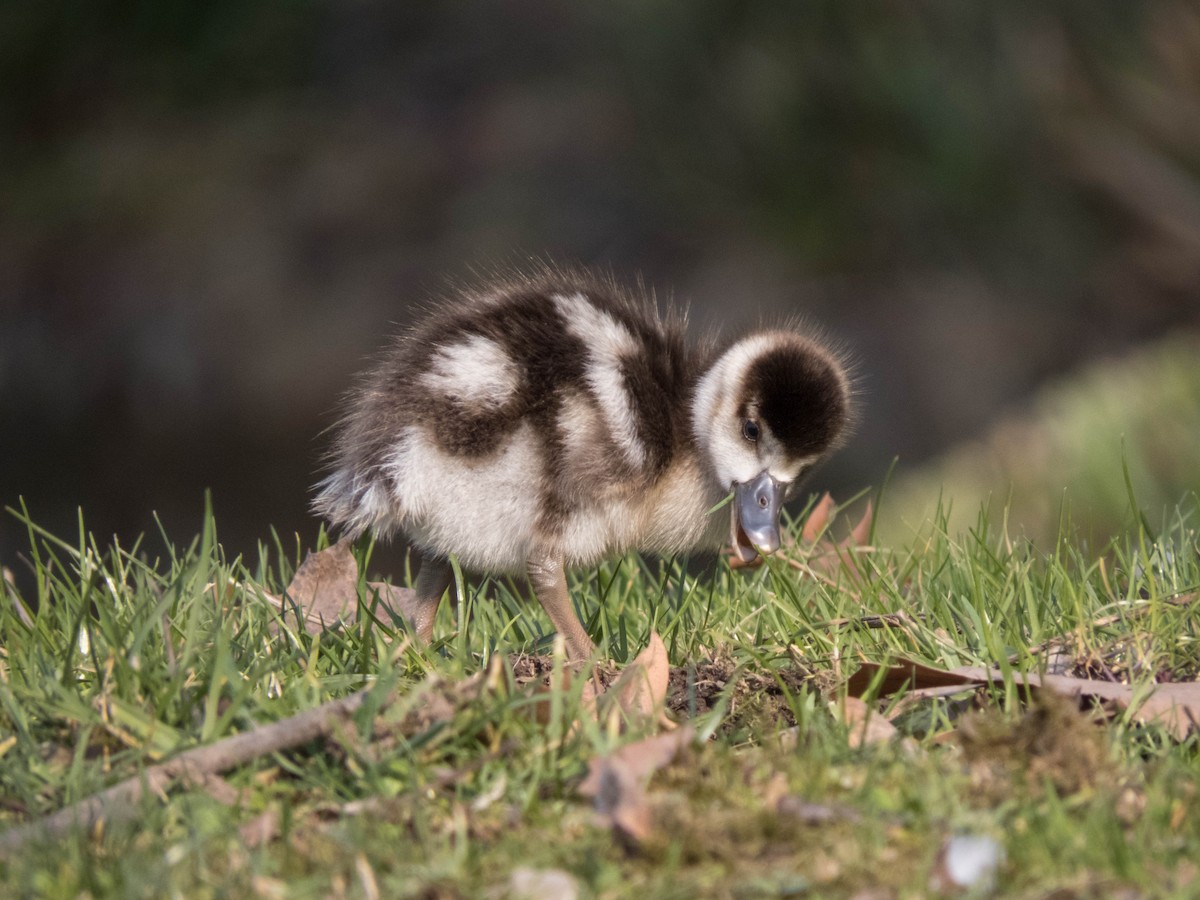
[[1029, 671, 1200, 740], [209, 543, 420, 636], [847, 500, 873, 548], [838, 696, 899, 748], [604, 724, 695, 784], [762, 771, 790, 808], [365, 580, 419, 627], [605, 631, 671, 722], [577, 725, 695, 845], [579, 676, 600, 722], [266, 539, 360, 635], [845, 659, 980, 698], [801, 493, 837, 544], [806, 501, 873, 579], [846, 657, 1200, 740], [580, 754, 650, 843]]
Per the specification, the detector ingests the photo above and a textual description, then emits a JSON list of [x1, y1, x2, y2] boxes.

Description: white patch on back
[[420, 334, 519, 409], [553, 293, 647, 469]]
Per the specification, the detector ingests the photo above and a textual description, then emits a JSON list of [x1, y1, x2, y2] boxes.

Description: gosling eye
[[741, 419, 760, 443]]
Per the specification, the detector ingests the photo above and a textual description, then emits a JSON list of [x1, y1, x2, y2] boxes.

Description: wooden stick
[[0, 688, 375, 854]]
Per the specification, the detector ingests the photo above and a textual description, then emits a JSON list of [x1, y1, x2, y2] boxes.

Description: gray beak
[[732, 470, 784, 563]]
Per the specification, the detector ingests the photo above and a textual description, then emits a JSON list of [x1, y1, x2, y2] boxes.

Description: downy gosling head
[[314, 268, 853, 661]]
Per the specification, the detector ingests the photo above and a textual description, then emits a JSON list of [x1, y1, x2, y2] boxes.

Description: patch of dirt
[[503, 651, 821, 737], [665, 653, 820, 737], [507, 653, 619, 691], [956, 691, 1116, 803], [508, 653, 558, 684]]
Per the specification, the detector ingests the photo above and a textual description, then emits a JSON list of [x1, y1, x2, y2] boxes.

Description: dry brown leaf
[[210, 541, 421, 636], [801, 493, 837, 545], [365, 580, 419, 626], [603, 723, 695, 784], [578, 676, 601, 723], [580, 752, 651, 843], [846, 657, 1200, 740], [847, 500, 873, 548], [577, 725, 696, 845], [285, 539, 359, 630], [1028, 671, 1200, 741], [806, 501, 873, 579], [725, 552, 764, 570], [265, 539, 359, 635], [838, 696, 899, 748], [846, 659, 981, 697], [606, 631, 671, 722]]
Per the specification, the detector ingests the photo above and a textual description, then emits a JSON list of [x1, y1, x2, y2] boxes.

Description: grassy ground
[[1, 490, 1198, 898]]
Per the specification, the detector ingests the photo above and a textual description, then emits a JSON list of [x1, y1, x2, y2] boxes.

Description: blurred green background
[[2, 1, 1198, 561]]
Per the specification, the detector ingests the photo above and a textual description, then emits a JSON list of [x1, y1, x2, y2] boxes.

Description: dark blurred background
[[3, 1, 1199, 566]]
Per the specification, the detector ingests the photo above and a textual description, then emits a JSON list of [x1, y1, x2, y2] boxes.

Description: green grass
[[1, 491, 1199, 898]]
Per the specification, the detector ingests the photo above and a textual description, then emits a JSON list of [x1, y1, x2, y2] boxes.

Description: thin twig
[[1023, 590, 1199, 663], [0, 688, 376, 854]]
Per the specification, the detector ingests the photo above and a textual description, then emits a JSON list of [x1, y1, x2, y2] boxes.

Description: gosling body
[[315, 269, 851, 659]]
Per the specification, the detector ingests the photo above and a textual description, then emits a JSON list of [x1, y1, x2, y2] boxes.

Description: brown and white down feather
[[314, 270, 851, 658]]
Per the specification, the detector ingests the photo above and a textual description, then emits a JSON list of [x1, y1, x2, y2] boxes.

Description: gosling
[[314, 268, 852, 661]]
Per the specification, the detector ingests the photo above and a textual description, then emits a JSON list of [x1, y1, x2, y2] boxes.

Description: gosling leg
[[397, 552, 453, 642], [527, 552, 595, 663]]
